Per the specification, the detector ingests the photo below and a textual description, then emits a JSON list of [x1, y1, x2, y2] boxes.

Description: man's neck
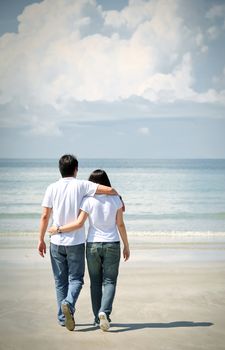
[[61, 176, 75, 179]]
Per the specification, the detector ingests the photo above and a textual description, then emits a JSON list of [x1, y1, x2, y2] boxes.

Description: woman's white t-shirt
[[80, 195, 123, 242]]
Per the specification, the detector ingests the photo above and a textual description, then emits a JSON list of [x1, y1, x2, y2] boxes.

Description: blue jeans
[[50, 243, 85, 323], [86, 242, 120, 321]]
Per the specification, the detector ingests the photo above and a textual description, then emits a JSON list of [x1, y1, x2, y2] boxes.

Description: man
[[38, 154, 117, 331]]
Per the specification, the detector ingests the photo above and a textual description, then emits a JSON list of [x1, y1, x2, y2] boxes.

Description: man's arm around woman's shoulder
[[96, 185, 118, 195]]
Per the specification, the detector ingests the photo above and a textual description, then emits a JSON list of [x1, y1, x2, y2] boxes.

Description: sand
[[0, 233, 225, 350]]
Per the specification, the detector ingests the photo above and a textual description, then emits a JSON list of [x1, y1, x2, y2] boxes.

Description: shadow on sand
[[77, 321, 213, 333]]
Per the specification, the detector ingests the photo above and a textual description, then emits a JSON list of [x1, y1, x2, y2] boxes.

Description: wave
[[0, 212, 225, 220], [0, 213, 40, 219], [0, 212, 225, 222], [0, 231, 225, 240], [126, 212, 225, 220]]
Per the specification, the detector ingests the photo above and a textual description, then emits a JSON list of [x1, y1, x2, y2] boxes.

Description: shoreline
[[1, 231, 225, 248], [1, 230, 225, 238], [1, 232, 225, 265]]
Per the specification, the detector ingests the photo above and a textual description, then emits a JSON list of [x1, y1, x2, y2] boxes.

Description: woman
[[48, 169, 130, 331]]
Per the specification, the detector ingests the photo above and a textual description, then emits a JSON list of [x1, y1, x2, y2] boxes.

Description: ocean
[[0, 158, 225, 234]]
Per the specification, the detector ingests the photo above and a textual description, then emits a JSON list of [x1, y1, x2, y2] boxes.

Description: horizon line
[[0, 157, 225, 161]]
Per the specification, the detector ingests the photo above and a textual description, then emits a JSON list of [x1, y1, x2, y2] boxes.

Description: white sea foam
[[128, 231, 225, 237]]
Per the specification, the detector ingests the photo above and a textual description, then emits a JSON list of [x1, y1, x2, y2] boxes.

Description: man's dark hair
[[59, 154, 78, 177], [88, 169, 111, 187]]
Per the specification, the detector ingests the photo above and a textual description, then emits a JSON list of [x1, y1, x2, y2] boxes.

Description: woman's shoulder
[[80, 195, 94, 207], [101, 195, 122, 208], [110, 194, 121, 202], [95, 194, 120, 201]]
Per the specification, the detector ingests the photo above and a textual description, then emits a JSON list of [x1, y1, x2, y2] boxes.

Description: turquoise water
[[0, 159, 225, 233]]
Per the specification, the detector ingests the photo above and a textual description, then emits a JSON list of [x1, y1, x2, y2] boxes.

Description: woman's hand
[[123, 246, 130, 261], [48, 225, 58, 235]]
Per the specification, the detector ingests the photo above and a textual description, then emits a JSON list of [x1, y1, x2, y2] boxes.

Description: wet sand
[[0, 233, 225, 350]]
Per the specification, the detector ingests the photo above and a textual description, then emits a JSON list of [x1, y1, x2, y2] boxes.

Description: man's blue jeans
[[50, 243, 85, 323], [86, 242, 120, 322]]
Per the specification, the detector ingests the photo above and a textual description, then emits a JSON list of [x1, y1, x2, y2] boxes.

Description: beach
[[0, 233, 225, 350]]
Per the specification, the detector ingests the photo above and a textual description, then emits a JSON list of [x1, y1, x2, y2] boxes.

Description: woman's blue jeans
[[50, 243, 85, 323], [86, 242, 120, 321]]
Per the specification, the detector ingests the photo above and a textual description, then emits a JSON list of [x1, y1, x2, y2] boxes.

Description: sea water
[[0, 159, 225, 234]]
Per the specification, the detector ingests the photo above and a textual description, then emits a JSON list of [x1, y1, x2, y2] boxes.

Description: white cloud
[[29, 120, 62, 136], [196, 32, 204, 47], [200, 45, 208, 53], [138, 127, 149, 135], [104, 0, 155, 29], [207, 25, 220, 40], [195, 31, 208, 54], [116, 131, 126, 136], [206, 4, 225, 41], [206, 4, 225, 20], [0, 0, 224, 135], [139, 53, 194, 102], [212, 66, 225, 90]]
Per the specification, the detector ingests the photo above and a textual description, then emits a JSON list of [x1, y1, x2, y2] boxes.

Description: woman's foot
[[98, 312, 110, 331]]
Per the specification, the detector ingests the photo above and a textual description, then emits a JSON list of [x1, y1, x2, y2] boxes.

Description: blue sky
[[0, 0, 225, 158]]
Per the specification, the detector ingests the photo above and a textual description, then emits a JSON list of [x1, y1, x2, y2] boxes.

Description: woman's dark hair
[[88, 169, 111, 187], [59, 154, 78, 177]]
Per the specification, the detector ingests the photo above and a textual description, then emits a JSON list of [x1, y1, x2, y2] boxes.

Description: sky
[[0, 0, 225, 159]]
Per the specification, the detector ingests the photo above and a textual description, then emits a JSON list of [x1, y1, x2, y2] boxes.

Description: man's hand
[[38, 207, 52, 257], [38, 240, 46, 258]]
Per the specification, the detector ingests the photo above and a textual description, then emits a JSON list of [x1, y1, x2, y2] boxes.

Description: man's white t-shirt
[[80, 194, 123, 242], [42, 177, 98, 246]]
